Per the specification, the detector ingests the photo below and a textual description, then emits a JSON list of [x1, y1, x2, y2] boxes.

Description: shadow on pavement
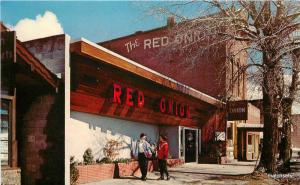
[[117, 176, 160, 181], [223, 163, 256, 167], [169, 170, 252, 176]]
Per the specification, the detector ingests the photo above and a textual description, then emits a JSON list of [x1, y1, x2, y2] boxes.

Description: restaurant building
[[98, 18, 263, 162], [67, 38, 226, 165]]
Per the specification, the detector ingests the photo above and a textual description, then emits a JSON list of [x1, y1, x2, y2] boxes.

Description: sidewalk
[[168, 162, 256, 175], [83, 161, 279, 185]]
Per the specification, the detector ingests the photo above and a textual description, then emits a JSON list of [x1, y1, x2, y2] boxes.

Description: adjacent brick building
[[1, 23, 67, 185]]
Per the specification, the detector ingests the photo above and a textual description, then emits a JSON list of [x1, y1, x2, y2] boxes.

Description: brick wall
[[76, 163, 115, 184], [24, 35, 66, 77], [76, 159, 184, 184], [201, 110, 227, 156], [116, 161, 141, 177], [17, 90, 64, 185], [100, 28, 228, 99], [100, 25, 248, 100]]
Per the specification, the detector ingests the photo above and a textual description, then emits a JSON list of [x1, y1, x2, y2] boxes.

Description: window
[[227, 126, 232, 140], [248, 134, 253, 145], [1, 99, 11, 166]]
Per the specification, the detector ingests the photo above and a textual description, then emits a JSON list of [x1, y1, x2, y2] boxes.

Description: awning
[[237, 123, 263, 128]]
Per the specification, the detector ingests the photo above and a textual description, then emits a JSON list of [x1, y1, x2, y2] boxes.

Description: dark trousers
[[158, 159, 169, 178], [138, 153, 148, 179]]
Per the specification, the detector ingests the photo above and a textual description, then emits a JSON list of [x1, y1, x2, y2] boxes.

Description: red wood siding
[[71, 54, 218, 128]]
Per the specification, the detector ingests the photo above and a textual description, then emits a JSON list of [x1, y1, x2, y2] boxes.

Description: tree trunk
[[259, 52, 281, 173], [281, 99, 292, 172], [260, 94, 279, 173], [280, 49, 300, 172]]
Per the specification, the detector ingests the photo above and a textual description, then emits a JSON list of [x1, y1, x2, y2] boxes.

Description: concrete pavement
[[83, 161, 280, 185], [168, 162, 256, 175]]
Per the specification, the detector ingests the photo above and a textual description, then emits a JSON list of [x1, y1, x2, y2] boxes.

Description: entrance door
[[184, 129, 197, 162], [246, 133, 254, 160], [246, 132, 260, 160]]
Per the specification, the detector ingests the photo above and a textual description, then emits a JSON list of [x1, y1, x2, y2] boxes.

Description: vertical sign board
[[1, 31, 16, 94], [227, 100, 248, 121]]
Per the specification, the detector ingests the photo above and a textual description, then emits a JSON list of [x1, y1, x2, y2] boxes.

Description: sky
[[1, 1, 200, 42]]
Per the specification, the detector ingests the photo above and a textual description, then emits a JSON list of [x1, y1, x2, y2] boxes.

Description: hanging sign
[[227, 100, 248, 121]]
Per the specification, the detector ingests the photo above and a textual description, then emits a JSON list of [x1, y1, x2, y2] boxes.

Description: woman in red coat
[[157, 135, 170, 180]]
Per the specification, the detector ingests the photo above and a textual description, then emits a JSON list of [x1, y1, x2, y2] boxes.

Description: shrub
[[114, 158, 132, 163], [97, 157, 113, 164], [83, 148, 94, 165], [70, 156, 79, 185], [103, 139, 121, 162]]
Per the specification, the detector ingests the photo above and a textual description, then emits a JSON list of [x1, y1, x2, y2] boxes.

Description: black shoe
[[159, 176, 164, 180], [166, 176, 170, 180], [142, 177, 146, 181]]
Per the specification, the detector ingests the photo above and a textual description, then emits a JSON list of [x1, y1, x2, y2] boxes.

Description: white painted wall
[[68, 111, 159, 162], [159, 126, 180, 158]]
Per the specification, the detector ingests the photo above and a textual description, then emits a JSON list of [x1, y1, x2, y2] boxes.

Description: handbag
[[144, 143, 152, 159], [145, 150, 152, 159]]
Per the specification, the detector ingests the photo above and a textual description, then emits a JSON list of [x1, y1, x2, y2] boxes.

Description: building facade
[[99, 19, 261, 162], [67, 38, 226, 165]]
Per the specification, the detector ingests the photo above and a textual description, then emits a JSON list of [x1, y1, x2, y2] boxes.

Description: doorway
[[184, 128, 198, 163], [246, 132, 260, 160]]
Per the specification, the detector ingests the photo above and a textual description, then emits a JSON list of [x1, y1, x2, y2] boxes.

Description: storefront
[[68, 38, 226, 164], [226, 100, 262, 161]]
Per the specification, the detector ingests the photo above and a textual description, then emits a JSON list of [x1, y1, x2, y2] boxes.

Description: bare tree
[[280, 44, 300, 171], [150, 1, 300, 173]]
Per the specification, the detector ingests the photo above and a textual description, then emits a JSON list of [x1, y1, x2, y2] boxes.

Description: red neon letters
[[113, 83, 144, 107], [112, 83, 190, 118], [159, 97, 166, 112], [125, 88, 134, 106], [159, 97, 190, 118], [137, 91, 144, 108], [113, 83, 122, 104]]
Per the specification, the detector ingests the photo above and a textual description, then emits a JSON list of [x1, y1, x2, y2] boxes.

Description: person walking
[[157, 135, 170, 180], [137, 133, 152, 181]]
